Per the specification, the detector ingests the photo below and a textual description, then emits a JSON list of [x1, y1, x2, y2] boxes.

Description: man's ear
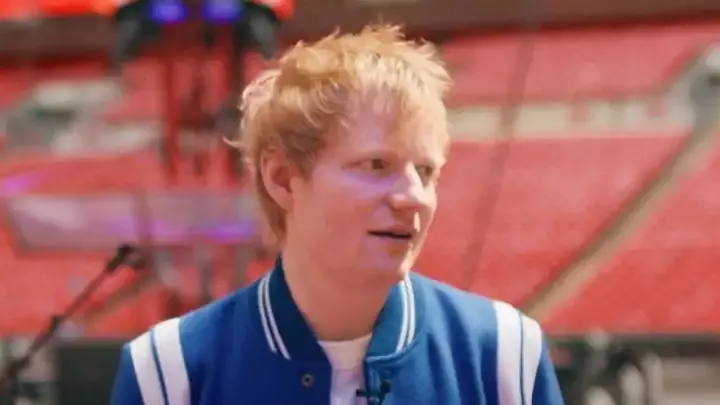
[[259, 148, 293, 211]]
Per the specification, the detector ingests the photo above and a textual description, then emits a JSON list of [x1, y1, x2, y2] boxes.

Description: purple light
[[202, 0, 244, 23], [148, 0, 190, 24]]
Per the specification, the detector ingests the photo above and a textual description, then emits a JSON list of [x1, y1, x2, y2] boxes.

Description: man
[[109, 24, 564, 405]]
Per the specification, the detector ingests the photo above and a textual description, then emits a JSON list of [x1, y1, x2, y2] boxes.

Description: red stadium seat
[[82, 134, 684, 332], [544, 143, 720, 334], [545, 248, 720, 334], [443, 21, 720, 105], [415, 135, 682, 306], [84, 245, 246, 336], [0, 69, 32, 110], [100, 55, 265, 124], [84, 286, 166, 337], [0, 17, 714, 337], [0, 254, 141, 335]]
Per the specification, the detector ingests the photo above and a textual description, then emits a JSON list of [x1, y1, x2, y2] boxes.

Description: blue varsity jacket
[[109, 260, 564, 405]]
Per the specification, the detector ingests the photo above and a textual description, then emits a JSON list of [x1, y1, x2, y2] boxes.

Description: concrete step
[[49, 122, 160, 156], [661, 358, 720, 391], [448, 97, 693, 140], [661, 391, 720, 405]]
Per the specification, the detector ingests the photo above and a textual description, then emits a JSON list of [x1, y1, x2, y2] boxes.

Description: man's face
[[286, 98, 447, 285]]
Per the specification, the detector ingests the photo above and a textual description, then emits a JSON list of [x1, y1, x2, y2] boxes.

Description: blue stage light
[[202, 0, 244, 23], [147, 0, 243, 24], [148, 0, 189, 24]]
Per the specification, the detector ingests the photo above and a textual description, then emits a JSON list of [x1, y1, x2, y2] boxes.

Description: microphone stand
[[0, 244, 142, 405]]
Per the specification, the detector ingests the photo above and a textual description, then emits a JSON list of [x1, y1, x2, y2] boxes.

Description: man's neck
[[281, 251, 393, 342]]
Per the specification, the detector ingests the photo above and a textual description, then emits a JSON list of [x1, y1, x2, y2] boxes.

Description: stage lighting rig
[[111, 0, 291, 66], [109, 0, 293, 183], [110, 0, 160, 68]]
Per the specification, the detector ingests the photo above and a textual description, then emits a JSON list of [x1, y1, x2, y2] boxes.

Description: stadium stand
[[0, 253, 140, 334], [5, 150, 237, 194], [3, 14, 720, 403], [80, 246, 242, 336], [415, 135, 683, 306], [0, 69, 32, 110], [83, 285, 165, 337], [544, 141, 720, 334], [20, 131, 686, 336], [101, 61, 163, 122], [24, 153, 162, 193], [0, 151, 251, 335], [0, 156, 141, 334], [0, 110, 691, 335], [443, 20, 720, 104], [100, 55, 264, 123]]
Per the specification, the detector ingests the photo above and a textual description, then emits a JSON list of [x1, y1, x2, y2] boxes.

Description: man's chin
[[330, 255, 414, 287], [367, 259, 413, 281]]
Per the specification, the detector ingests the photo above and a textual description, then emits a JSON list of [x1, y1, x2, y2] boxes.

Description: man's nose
[[388, 166, 431, 211]]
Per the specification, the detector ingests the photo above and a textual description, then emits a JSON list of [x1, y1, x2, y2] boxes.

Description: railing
[[3, 191, 260, 253]]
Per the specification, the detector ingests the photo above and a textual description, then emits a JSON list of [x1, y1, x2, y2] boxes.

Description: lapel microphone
[[356, 380, 391, 404]]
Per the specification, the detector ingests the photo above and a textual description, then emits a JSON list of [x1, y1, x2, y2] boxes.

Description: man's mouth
[[368, 230, 414, 240]]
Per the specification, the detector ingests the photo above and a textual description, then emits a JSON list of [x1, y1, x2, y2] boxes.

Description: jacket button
[[301, 373, 314, 388]]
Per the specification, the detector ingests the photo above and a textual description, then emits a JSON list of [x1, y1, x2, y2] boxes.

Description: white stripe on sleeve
[[521, 314, 543, 404], [152, 318, 191, 405], [129, 332, 165, 405], [494, 301, 523, 405]]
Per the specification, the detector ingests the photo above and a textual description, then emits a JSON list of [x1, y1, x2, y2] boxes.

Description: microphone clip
[[104, 244, 144, 274], [356, 379, 391, 405]]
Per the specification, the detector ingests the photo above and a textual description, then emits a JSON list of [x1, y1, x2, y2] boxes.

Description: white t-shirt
[[318, 334, 372, 405]]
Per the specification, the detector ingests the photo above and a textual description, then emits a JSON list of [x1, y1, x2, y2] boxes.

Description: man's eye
[[416, 165, 439, 182], [416, 165, 434, 178], [362, 159, 389, 172]]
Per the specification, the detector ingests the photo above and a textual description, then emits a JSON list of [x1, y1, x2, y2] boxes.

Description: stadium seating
[[25, 152, 162, 193], [0, 69, 32, 110], [159, 245, 238, 300], [84, 245, 246, 336], [96, 21, 720, 118], [246, 258, 273, 284], [415, 135, 682, 307], [0, 155, 145, 335], [101, 60, 164, 122], [0, 155, 72, 195], [83, 285, 166, 338], [443, 21, 720, 105], [21, 150, 237, 193], [0, 134, 685, 335], [544, 248, 720, 334], [101, 86, 162, 123], [0, 19, 713, 336], [101, 55, 264, 123], [0, 253, 141, 335], [544, 142, 720, 334], [0, 61, 108, 109], [0, 150, 250, 335]]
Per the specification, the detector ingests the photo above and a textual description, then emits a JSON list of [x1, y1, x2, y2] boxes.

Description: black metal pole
[[0, 244, 142, 405]]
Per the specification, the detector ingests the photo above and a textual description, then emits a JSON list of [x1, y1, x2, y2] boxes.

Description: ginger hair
[[237, 24, 452, 241]]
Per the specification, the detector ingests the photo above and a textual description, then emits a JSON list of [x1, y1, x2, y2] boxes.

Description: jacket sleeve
[[531, 336, 565, 405], [109, 344, 144, 405], [492, 301, 565, 405], [110, 320, 190, 405]]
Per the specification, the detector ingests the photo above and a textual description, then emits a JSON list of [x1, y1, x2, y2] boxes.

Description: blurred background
[[0, 0, 720, 404]]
